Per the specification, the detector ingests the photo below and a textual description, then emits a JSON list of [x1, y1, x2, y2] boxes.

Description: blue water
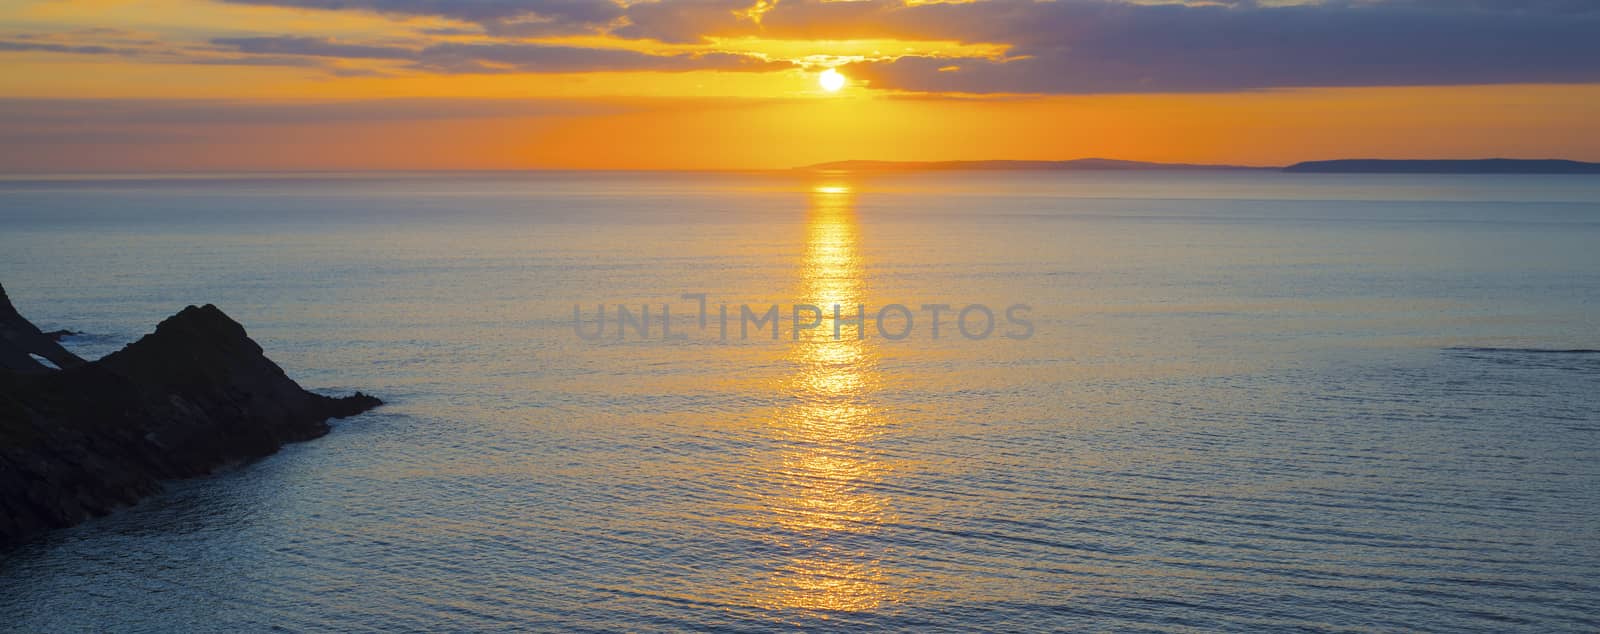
[[1, 171, 1597, 631]]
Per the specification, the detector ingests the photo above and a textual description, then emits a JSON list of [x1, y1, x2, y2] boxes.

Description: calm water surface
[[0, 171, 1597, 631]]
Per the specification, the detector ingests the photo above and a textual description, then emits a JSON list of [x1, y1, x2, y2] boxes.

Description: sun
[[819, 68, 847, 92]]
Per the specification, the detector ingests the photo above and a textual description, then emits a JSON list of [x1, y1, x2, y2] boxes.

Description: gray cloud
[[817, 0, 1600, 93], [1362, 0, 1600, 14], [192, 1, 1600, 92], [0, 97, 635, 127], [210, 35, 416, 59], [0, 30, 365, 74], [219, 0, 626, 37], [411, 42, 785, 73], [0, 40, 134, 55], [611, 0, 754, 43], [7, 1, 1600, 92], [0, 27, 789, 76], [208, 36, 789, 73]]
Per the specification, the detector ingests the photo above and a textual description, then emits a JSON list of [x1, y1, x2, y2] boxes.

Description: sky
[[1, 0, 1598, 171]]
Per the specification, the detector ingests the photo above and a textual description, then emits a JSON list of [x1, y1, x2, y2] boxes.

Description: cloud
[[817, 0, 1600, 93], [0, 40, 133, 55], [611, 0, 755, 43], [6, 1, 1599, 92], [412, 42, 785, 73], [218, 0, 626, 37], [210, 35, 416, 60], [1368, 0, 1600, 14], [0, 28, 790, 76], [0, 30, 372, 74], [0, 29, 159, 56], [208, 36, 790, 74], [0, 97, 635, 126]]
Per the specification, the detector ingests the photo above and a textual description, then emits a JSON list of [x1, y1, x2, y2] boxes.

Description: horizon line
[[5, 157, 1600, 177]]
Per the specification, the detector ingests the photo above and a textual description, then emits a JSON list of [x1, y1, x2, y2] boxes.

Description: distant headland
[[800, 158, 1600, 174], [1282, 159, 1600, 174], [801, 159, 1266, 172]]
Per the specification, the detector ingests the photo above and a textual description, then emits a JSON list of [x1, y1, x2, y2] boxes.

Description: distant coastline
[[801, 159, 1267, 172], [1283, 159, 1600, 174], [801, 158, 1600, 174]]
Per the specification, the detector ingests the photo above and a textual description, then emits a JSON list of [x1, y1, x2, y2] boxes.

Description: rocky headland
[[0, 283, 380, 547]]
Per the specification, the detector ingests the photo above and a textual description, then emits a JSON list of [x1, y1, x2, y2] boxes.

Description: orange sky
[[2, 0, 1598, 171]]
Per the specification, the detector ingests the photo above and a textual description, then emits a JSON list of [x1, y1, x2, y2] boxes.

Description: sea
[[0, 170, 1596, 632]]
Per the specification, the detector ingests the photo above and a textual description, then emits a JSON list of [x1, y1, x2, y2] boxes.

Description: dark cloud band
[[6, 1, 1599, 92], [208, 36, 789, 74]]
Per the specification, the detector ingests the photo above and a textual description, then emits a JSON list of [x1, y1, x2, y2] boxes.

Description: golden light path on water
[[755, 182, 898, 613]]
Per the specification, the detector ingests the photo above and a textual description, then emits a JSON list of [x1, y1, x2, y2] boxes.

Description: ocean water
[[0, 170, 1597, 632]]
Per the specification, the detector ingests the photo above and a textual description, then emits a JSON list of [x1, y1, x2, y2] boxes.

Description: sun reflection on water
[[756, 181, 898, 613]]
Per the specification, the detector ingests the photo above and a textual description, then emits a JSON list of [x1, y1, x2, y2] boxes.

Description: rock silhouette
[[0, 284, 380, 547]]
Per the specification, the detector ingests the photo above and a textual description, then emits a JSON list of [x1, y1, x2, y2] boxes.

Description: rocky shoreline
[[0, 283, 380, 548]]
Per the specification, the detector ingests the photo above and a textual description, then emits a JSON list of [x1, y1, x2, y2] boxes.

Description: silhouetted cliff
[[0, 284, 85, 373], [0, 285, 379, 547]]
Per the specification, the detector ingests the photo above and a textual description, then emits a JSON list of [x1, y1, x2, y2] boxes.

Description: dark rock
[[0, 285, 85, 373], [0, 284, 381, 548], [42, 330, 80, 341]]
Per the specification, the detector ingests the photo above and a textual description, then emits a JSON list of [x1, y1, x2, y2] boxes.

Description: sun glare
[[819, 68, 847, 92]]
